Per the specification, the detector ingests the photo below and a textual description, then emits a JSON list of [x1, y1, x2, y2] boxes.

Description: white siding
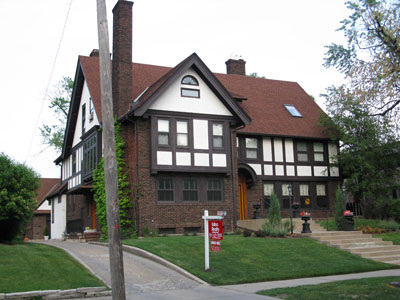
[[193, 119, 209, 150], [314, 166, 328, 177], [328, 143, 338, 164], [297, 166, 312, 176], [157, 151, 173, 165], [274, 138, 283, 162], [212, 153, 227, 167], [286, 165, 295, 176], [194, 153, 209, 166], [50, 195, 66, 240], [72, 81, 100, 147], [148, 68, 233, 116], [264, 164, 273, 176], [285, 139, 294, 163], [263, 137, 272, 162], [248, 164, 262, 175], [275, 165, 284, 176], [176, 152, 191, 166]]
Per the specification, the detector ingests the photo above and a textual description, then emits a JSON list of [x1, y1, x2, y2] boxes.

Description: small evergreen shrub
[[243, 230, 252, 237], [261, 192, 290, 237], [334, 186, 345, 230]]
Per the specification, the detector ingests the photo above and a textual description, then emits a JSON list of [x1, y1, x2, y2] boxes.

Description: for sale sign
[[210, 240, 221, 252], [208, 220, 223, 240]]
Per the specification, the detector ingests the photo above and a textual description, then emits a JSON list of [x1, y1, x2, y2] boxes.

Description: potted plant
[[300, 211, 312, 233], [44, 225, 50, 240]]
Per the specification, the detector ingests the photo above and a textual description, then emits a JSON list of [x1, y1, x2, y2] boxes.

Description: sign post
[[202, 210, 224, 270]]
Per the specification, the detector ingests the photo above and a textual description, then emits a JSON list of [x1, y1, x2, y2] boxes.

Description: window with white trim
[[316, 183, 328, 208], [158, 119, 170, 146], [300, 184, 310, 208], [313, 142, 324, 162], [245, 138, 258, 159], [176, 120, 188, 147], [212, 123, 223, 148], [297, 142, 308, 162]]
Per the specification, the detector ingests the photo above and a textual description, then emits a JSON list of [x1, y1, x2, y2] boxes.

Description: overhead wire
[[24, 0, 73, 164]]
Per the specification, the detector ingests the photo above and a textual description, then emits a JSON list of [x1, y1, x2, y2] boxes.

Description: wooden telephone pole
[[96, 1, 126, 299]]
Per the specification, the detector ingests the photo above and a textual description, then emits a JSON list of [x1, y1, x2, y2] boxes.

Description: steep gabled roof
[[125, 53, 251, 126], [36, 178, 60, 205]]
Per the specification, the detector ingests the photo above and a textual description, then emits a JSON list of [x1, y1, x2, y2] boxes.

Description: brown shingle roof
[[36, 178, 60, 204], [79, 55, 328, 139]]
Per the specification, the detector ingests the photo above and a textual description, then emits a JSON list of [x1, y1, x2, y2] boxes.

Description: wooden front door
[[238, 176, 248, 220]]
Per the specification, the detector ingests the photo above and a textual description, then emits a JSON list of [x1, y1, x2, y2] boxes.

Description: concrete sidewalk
[[223, 268, 400, 294]]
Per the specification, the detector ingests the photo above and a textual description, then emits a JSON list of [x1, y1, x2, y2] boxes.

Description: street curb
[[1, 287, 110, 299], [90, 241, 209, 285]]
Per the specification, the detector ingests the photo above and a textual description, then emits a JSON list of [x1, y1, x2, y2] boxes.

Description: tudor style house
[[49, 0, 340, 236]]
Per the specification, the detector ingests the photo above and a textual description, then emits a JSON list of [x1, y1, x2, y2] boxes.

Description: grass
[[257, 276, 400, 299], [317, 218, 399, 231], [373, 232, 400, 245], [123, 235, 397, 285], [0, 243, 105, 293]]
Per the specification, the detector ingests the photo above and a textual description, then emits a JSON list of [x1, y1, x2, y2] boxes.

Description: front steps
[[310, 231, 400, 265], [236, 218, 325, 233]]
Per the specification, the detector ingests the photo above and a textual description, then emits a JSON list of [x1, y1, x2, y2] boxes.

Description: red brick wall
[[123, 118, 237, 235]]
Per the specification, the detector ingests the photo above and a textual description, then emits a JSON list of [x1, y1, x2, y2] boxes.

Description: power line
[[24, 0, 73, 164]]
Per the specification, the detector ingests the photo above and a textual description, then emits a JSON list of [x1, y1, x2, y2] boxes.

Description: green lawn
[[257, 276, 400, 299], [123, 235, 397, 285], [373, 232, 400, 245], [0, 243, 105, 293]]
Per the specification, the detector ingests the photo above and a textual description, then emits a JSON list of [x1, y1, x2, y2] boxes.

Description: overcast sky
[[0, 0, 349, 178]]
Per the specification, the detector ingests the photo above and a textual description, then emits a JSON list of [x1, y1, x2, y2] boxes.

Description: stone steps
[[309, 230, 400, 266]]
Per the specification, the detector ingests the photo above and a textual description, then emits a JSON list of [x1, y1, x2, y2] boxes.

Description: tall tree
[[324, 0, 400, 126], [320, 88, 399, 217], [0, 153, 39, 242], [40, 76, 73, 152]]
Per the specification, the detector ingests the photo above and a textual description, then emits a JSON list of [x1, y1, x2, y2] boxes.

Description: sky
[[0, 0, 349, 178]]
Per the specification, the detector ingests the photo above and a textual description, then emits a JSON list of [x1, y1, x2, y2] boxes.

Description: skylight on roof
[[284, 104, 302, 117]]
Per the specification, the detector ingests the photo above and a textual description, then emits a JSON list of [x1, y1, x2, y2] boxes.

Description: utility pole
[[96, 1, 126, 299]]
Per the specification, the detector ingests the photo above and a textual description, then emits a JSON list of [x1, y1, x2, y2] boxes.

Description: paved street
[[41, 240, 275, 299]]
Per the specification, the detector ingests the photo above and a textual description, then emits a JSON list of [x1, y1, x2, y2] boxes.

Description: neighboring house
[[25, 178, 59, 240], [53, 0, 341, 235]]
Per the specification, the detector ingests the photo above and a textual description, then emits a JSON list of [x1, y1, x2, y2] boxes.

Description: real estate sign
[[208, 220, 223, 240]]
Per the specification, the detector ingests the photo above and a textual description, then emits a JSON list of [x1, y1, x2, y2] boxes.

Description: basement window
[[284, 104, 302, 117]]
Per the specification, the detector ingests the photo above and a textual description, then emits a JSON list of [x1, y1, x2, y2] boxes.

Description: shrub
[[377, 220, 399, 232], [334, 186, 345, 230], [386, 199, 400, 222], [242, 230, 252, 237], [262, 219, 290, 237]]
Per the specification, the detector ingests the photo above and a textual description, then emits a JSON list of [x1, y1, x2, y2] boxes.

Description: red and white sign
[[208, 220, 223, 240], [210, 240, 221, 252]]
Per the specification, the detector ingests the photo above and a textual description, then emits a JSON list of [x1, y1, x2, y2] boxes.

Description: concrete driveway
[[42, 240, 275, 300]]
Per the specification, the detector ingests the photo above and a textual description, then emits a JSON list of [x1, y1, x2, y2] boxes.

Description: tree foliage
[[322, 0, 400, 216], [0, 153, 39, 241], [320, 90, 399, 215], [93, 122, 135, 238], [40, 76, 73, 152], [324, 0, 400, 125], [334, 186, 345, 230]]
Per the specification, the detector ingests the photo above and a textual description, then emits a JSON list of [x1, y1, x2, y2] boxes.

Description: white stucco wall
[[148, 68, 233, 116], [72, 81, 100, 147], [50, 194, 66, 240], [274, 138, 284, 162]]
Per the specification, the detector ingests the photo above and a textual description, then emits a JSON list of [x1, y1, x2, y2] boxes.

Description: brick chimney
[[112, 0, 133, 117], [225, 58, 246, 75]]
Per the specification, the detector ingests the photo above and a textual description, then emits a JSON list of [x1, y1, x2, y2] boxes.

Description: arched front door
[[238, 175, 248, 220]]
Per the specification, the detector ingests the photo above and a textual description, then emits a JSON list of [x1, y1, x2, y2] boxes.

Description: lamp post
[[287, 184, 293, 235]]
